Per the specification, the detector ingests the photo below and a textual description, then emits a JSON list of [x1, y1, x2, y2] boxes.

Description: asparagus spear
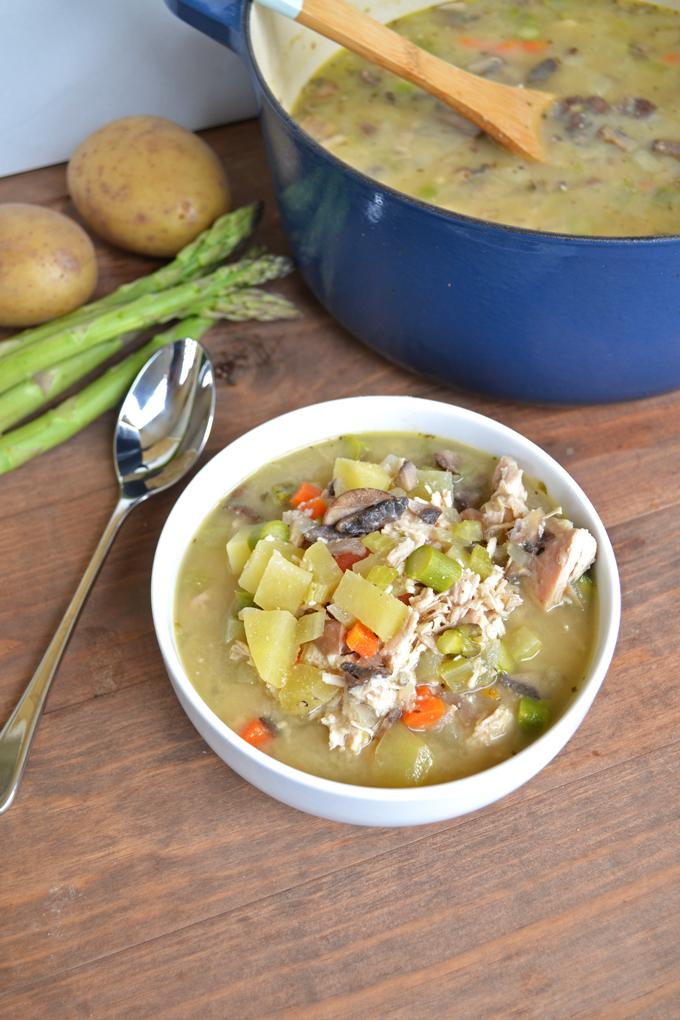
[[0, 319, 213, 476], [0, 254, 293, 398], [0, 289, 300, 435], [0, 202, 262, 357]]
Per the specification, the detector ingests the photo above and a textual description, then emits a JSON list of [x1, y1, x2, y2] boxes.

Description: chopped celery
[[452, 519, 482, 543], [296, 610, 327, 645], [445, 537, 471, 567], [412, 468, 453, 500], [362, 531, 398, 554], [230, 590, 256, 618], [416, 647, 445, 681], [373, 723, 434, 787], [222, 616, 245, 644], [571, 572, 595, 610], [305, 580, 333, 606], [226, 528, 253, 575], [404, 545, 462, 591], [469, 544, 493, 580], [270, 482, 296, 506], [344, 435, 369, 460], [436, 624, 481, 657], [439, 657, 474, 690], [497, 640, 516, 674], [517, 698, 550, 730], [351, 552, 382, 578], [367, 565, 399, 590], [247, 519, 290, 550], [279, 664, 337, 715], [506, 626, 542, 662]]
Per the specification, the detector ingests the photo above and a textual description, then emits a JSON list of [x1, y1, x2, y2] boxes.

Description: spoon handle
[[256, 0, 553, 161], [0, 495, 136, 815]]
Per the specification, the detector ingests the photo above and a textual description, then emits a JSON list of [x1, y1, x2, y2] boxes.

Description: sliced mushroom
[[434, 450, 460, 473], [651, 139, 680, 160], [526, 57, 560, 83], [394, 459, 418, 491], [498, 675, 541, 700], [598, 125, 636, 153], [335, 497, 408, 536], [341, 662, 390, 688], [323, 488, 393, 527], [408, 500, 442, 524], [325, 537, 369, 558]]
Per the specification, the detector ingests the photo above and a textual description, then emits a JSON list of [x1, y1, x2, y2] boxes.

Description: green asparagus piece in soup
[[175, 431, 598, 788]]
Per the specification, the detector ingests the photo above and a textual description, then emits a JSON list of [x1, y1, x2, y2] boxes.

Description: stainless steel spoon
[[0, 338, 216, 814]]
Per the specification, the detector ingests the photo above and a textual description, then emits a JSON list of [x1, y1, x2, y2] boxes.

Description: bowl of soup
[[151, 396, 620, 826], [168, 0, 680, 403]]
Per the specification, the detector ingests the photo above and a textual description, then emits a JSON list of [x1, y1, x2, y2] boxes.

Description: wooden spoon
[[256, 0, 556, 161]]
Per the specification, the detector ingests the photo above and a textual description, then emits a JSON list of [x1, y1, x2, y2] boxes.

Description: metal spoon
[[0, 338, 216, 814]]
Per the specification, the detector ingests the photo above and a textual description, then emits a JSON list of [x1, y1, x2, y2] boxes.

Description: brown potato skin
[[0, 203, 98, 328], [67, 116, 231, 258]]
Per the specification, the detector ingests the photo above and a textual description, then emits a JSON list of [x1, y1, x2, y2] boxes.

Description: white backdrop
[[0, 0, 258, 178]]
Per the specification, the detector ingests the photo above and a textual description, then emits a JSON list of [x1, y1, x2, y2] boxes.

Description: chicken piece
[[508, 507, 545, 552], [480, 455, 528, 530], [529, 519, 597, 610], [470, 704, 514, 745]]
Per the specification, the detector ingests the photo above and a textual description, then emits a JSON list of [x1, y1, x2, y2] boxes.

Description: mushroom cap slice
[[323, 488, 394, 527]]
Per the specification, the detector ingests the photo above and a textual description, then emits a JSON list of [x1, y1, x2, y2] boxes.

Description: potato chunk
[[374, 723, 434, 786], [332, 569, 409, 641], [242, 608, 299, 688], [254, 551, 313, 613], [239, 539, 298, 594], [279, 664, 337, 715], [333, 458, 391, 492], [301, 540, 343, 592]]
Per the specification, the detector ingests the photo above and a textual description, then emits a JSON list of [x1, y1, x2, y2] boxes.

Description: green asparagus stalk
[[0, 254, 293, 398], [0, 202, 262, 357], [0, 318, 212, 476], [0, 289, 300, 435]]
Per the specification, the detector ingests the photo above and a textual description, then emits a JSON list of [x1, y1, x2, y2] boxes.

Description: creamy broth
[[175, 433, 597, 788], [290, 0, 680, 235]]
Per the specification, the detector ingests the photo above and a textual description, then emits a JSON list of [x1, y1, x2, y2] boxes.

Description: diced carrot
[[458, 36, 488, 48], [401, 686, 447, 729], [334, 549, 369, 572], [298, 496, 328, 519], [240, 718, 273, 749], [494, 39, 521, 51], [347, 621, 380, 659], [663, 52, 678, 63], [522, 40, 548, 51], [290, 482, 322, 507]]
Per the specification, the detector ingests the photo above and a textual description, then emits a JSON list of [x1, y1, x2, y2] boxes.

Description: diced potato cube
[[254, 551, 313, 613], [302, 540, 343, 592], [506, 626, 542, 661], [332, 569, 409, 641], [296, 610, 327, 645], [226, 528, 252, 575], [373, 722, 434, 786], [242, 608, 299, 688], [412, 468, 453, 500], [333, 457, 391, 492], [351, 552, 382, 578], [279, 663, 337, 714], [239, 539, 298, 594]]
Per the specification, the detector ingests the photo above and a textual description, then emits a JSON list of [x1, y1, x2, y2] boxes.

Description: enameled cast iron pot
[[168, 0, 680, 404]]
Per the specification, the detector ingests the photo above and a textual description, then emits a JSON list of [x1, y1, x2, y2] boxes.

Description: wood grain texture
[[1, 118, 678, 1018]]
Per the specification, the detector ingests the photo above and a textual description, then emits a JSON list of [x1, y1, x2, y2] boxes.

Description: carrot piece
[[334, 549, 368, 572], [494, 39, 521, 51], [347, 621, 380, 659], [290, 482, 322, 507], [663, 52, 678, 63], [402, 686, 447, 730], [522, 39, 547, 51], [458, 36, 488, 48], [298, 496, 327, 519], [240, 718, 273, 749]]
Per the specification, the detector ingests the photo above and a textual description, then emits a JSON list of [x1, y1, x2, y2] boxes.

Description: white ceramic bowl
[[151, 396, 621, 827]]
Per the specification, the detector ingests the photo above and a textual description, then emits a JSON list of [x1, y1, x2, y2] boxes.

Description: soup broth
[[175, 433, 598, 788], [290, 0, 680, 235]]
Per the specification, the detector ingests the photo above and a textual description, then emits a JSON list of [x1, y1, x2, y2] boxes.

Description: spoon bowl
[[0, 338, 215, 814]]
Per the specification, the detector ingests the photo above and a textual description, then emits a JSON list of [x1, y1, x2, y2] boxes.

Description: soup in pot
[[290, 0, 680, 235], [175, 433, 598, 788]]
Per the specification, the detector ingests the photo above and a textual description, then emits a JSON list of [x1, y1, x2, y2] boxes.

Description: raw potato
[[67, 116, 231, 257], [0, 203, 97, 328]]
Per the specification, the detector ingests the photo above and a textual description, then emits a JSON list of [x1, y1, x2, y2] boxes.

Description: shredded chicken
[[470, 704, 515, 745]]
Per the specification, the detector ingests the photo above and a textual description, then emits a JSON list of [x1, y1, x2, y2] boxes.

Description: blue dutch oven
[[168, 0, 680, 403]]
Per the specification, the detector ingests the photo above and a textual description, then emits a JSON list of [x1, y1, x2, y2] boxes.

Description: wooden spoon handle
[[258, 0, 555, 161]]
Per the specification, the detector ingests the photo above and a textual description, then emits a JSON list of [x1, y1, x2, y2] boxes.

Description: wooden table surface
[[1, 119, 678, 1020]]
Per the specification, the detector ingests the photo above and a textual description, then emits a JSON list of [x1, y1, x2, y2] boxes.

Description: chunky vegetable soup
[[291, 0, 680, 235], [175, 434, 598, 788]]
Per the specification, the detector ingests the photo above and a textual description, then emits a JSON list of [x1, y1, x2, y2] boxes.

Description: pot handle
[[165, 0, 249, 60]]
